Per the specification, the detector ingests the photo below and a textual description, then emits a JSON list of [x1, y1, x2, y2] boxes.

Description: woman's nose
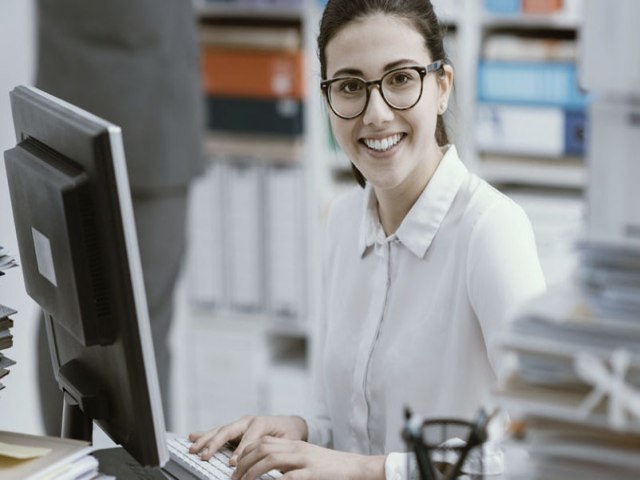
[[362, 87, 394, 125]]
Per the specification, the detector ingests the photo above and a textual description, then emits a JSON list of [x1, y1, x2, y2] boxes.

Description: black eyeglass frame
[[320, 60, 445, 120]]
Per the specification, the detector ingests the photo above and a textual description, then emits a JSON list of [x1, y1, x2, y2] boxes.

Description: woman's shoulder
[[458, 174, 529, 231]]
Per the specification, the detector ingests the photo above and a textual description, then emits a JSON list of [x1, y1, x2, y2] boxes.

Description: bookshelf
[[180, 0, 321, 432], [469, 0, 587, 189]]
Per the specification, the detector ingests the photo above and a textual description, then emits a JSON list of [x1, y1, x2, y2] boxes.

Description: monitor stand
[[58, 359, 108, 443]]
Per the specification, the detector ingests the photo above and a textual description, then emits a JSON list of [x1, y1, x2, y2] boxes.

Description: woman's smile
[[360, 133, 407, 154]]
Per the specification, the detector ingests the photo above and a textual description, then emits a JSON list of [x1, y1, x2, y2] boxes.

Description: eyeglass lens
[[327, 68, 423, 118]]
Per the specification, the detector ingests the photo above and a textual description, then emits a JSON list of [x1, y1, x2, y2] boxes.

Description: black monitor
[[3, 86, 168, 467]]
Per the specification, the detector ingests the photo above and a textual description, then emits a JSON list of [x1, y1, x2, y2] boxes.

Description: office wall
[[0, 0, 41, 434]]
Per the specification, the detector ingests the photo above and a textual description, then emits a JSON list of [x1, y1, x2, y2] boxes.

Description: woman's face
[[325, 13, 452, 195]]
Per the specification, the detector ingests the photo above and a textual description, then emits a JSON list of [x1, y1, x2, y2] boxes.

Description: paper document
[[0, 442, 51, 460]]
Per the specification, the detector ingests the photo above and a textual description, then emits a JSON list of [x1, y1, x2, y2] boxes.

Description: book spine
[[522, 0, 563, 14], [206, 96, 304, 136], [485, 0, 522, 14], [476, 103, 586, 156], [477, 61, 588, 109], [201, 47, 305, 100], [564, 109, 586, 156]]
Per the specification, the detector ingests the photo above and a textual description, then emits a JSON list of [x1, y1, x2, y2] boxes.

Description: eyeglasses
[[320, 60, 444, 120]]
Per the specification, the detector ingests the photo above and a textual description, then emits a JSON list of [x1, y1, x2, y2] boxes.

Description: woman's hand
[[188, 415, 308, 465], [231, 436, 385, 480]]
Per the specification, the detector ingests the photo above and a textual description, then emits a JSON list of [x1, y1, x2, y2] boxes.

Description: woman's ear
[[437, 64, 454, 115]]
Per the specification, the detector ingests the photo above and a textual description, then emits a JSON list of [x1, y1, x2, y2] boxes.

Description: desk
[[93, 448, 171, 479]]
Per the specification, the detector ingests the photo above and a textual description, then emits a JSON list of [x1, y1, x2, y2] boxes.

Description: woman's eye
[[339, 80, 363, 94], [389, 72, 411, 85]]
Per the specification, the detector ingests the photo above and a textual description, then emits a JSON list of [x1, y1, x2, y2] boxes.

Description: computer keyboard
[[165, 437, 282, 480]]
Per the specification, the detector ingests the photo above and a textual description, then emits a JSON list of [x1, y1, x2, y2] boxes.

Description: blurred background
[[0, 0, 586, 437]]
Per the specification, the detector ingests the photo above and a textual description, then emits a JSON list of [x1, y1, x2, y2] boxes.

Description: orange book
[[522, 0, 563, 13], [201, 47, 305, 100]]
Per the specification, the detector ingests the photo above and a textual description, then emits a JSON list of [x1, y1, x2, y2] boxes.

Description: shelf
[[480, 154, 586, 189], [204, 133, 304, 164], [195, 1, 303, 21]]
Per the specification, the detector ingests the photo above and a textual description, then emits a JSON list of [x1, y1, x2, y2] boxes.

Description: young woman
[[189, 1, 546, 478]]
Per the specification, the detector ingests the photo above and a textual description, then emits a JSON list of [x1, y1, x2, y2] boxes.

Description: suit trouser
[[38, 187, 189, 435]]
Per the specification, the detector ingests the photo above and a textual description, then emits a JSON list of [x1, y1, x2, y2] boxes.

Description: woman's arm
[[231, 437, 385, 480]]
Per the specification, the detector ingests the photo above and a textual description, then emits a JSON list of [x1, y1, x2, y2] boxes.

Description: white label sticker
[[32, 227, 57, 287]]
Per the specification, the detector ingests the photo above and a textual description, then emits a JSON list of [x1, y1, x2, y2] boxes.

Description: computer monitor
[[3, 86, 168, 467]]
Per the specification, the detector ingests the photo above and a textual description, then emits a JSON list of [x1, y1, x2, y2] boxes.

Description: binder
[[564, 109, 586, 156], [187, 162, 226, 308], [586, 96, 640, 249], [484, 0, 521, 14], [199, 25, 301, 52], [206, 96, 304, 136], [477, 61, 588, 109], [476, 103, 565, 157], [201, 47, 305, 100], [265, 165, 305, 319], [476, 103, 586, 156], [522, 0, 562, 13], [204, 133, 303, 164], [224, 161, 265, 311]]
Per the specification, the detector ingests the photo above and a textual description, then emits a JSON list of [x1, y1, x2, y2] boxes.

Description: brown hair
[[318, 0, 451, 187]]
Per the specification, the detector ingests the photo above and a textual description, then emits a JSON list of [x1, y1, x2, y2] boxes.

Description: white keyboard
[[165, 437, 282, 480]]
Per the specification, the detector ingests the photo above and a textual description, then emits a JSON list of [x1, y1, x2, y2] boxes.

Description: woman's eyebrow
[[330, 59, 421, 78]]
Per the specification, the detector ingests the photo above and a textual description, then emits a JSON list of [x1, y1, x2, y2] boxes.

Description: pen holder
[[402, 408, 493, 480]]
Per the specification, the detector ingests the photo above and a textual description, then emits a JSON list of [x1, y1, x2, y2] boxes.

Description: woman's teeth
[[363, 133, 404, 152]]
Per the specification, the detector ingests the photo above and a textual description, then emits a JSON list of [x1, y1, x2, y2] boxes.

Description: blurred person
[[35, 0, 204, 434]]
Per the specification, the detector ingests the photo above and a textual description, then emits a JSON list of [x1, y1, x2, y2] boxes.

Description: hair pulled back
[[318, 0, 451, 187]]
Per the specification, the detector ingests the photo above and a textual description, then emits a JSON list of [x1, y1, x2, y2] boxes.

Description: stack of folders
[[0, 431, 105, 480], [200, 19, 305, 143], [476, 23, 588, 159], [0, 245, 18, 393], [0, 245, 19, 277], [0, 305, 17, 391], [496, 242, 640, 479]]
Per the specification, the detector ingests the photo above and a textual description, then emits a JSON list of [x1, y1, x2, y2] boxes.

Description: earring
[[440, 102, 447, 113]]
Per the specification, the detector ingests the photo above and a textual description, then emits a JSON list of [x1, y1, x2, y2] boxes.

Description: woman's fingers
[[229, 418, 273, 466], [188, 428, 220, 454], [233, 437, 300, 480], [188, 417, 252, 461]]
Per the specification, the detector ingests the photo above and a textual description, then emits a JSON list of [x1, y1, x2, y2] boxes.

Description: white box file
[[587, 96, 640, 249], [476, 104, 565, 157]]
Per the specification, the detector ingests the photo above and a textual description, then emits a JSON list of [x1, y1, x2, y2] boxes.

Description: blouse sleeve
[[466, 199, 546, 373]]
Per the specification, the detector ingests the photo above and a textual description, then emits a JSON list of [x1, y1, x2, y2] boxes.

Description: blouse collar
[[358, 145, 468, 258]]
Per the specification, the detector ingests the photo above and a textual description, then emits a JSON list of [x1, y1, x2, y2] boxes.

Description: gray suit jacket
[[36, 0, 205, 191]]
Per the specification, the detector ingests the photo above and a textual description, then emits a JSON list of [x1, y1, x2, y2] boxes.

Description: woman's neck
[[375, 146, 444, 236]]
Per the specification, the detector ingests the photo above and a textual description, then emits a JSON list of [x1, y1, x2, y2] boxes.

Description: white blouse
[[303, 146, 546, 477]]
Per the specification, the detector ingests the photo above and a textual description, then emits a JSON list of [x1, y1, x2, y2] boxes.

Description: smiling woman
[[188, 2, 547, 480]]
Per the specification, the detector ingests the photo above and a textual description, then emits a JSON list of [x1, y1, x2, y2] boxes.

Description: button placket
[[350, 239, 390, 452], [363, 240, 393, 453]]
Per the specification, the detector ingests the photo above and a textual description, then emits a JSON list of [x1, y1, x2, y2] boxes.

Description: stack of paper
[[578, 242, 640, 316], [0, 430, 100, 480], [0, 244, 18, 394], [496, 245, 640, 479], [0, 246, 18, 276]]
